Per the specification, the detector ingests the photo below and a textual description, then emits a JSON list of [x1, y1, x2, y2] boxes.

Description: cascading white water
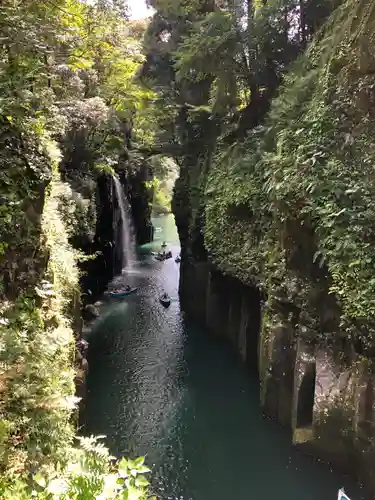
[[112, 174, 137, 270]]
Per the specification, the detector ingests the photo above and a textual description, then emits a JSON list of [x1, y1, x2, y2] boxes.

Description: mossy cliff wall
[[0, 137, 81, 473], [127, 165, 154, 245], [0, 126, 153, 475], [68, 166, 153, 303], [174, 0, 375, 492]]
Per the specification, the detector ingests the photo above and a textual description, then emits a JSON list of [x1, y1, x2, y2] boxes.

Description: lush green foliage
[[146, 0, 375, 346], [0, 166, 77, 476], [205, 0, 375, 343], [144, 0, 336, 141], [143, 0, 337, 250], [0, 436, 153, 499], [148, 157, 178, 213], [0, 1, 156, 497]]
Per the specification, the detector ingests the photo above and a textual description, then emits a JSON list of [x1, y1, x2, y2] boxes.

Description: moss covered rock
[[204, 0, 375, 350]]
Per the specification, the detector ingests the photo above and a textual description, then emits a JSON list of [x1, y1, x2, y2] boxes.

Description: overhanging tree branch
[[135, 143, 184, 158]]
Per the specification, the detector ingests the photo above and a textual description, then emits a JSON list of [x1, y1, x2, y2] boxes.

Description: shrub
[[0, 436, 154, 500]]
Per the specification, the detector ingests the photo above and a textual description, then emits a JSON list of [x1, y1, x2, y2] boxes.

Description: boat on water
[[338, 489, 351, 500], [107, 287, 138, 298], [155, 250, 172, 261], [175, 255, 181, 263], [159, 294, 171, 307]]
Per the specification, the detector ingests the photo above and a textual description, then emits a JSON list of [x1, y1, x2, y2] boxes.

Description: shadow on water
[[83, 215, 366, 500]]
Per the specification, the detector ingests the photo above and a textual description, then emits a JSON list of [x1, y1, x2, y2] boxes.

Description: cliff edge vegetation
[[144, 0, 375, 349], [205, 0, 375, 347], [0, 1, 156, 498]]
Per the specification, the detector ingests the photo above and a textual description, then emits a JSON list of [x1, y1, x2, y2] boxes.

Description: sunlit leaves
[[0, 2, 156, 497], [2, 437, 152, 499], [205, 0, 375, 343]]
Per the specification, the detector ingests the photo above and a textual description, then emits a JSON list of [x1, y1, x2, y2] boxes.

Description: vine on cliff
[[205, 0, 375, 344], [0, 1, 157, 497], [143, 0, 336, 252]]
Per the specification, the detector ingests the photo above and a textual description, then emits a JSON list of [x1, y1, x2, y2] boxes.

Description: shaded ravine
[[83, 214, 365, 500]]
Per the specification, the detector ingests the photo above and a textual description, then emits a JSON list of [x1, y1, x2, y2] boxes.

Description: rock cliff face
[[127, 166, 154, 245], [79, 170, 154, 302], [177, 253, 375, 492], [179, 260, 262, 373], [79, 174, 122, 301], [173, 0, 375, 493], [65, 166, 154, 411]]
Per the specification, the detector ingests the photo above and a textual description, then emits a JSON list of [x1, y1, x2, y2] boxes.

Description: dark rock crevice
[[179, 257, 263, 377], [76, 170, 154, 303]]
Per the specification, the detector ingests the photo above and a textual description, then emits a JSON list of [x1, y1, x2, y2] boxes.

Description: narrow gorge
[[2, 0, 375, 499], [162, 0, 375, 494]]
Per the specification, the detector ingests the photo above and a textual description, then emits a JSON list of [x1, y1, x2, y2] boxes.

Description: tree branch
[[135, 143, 184, 158]]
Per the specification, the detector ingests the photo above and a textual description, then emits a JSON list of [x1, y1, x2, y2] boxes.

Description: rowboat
[[155, 251, 172, 261], [338, 489, 351, 500], [160, 295, 171, 307], [108, 287, 138, 298]]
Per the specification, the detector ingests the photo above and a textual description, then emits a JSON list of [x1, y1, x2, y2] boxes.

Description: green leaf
[[127, 485, 144, 500], [33, 472, 46, 488], [136, 465, 150, 474], [135, 475, 149, 487], [133, 456, 145, 466], [348, 260, 361, 268], [118, 457, 129, 477]]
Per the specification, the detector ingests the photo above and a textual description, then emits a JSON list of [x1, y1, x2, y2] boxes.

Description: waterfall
[[112, 174, 137, 270]]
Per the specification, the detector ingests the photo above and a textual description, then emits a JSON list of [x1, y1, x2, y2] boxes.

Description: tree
[[140, 0, 337, 254], [143, 0, 337, 145], [0, 2, 157, 496]]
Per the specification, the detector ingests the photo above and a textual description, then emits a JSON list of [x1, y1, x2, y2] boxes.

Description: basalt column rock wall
[[180, 257, 375, 492], [179, 259, 262, 375], [80, 174, 121, 301]]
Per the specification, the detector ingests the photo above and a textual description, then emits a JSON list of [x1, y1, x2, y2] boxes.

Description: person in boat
[[125, 285, 131, 292], [161, 292, 169, 300]]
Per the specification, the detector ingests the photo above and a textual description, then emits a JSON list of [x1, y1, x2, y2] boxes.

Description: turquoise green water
[[84, 214, 365, 500]]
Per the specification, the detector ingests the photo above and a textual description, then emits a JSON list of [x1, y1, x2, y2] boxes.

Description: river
[[83, 214, 365, 500]]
